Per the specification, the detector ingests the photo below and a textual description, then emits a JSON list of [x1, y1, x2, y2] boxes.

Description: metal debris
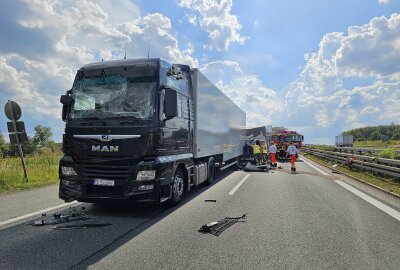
[[198, 214, 247, 236], [205, 199, 217, 202], [331, 164, 341, 174], [51, 223, 111, 230], [31, 207, 89, 226]]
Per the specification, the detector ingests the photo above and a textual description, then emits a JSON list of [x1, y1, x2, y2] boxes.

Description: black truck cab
[[59, 58, 194, 204]]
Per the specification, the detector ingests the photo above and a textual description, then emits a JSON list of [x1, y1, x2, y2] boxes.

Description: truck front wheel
[[170, 169, 184, 206]]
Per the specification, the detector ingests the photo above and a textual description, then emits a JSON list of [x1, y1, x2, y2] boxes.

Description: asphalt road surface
[[1, 157, 399, 270]]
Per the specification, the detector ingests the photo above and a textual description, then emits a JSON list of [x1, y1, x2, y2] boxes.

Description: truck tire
[[205, 157, 215, 186], [170, 169, 184, 206]]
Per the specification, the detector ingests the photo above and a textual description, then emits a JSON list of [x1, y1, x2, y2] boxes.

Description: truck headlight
[[136, 170, 156, 181], [61, 166, 77, 176]]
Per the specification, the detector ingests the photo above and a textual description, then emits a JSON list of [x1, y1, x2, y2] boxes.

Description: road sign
[[9, 133, 28, 144], [7, 121, 26, 133], [4, 100, 28, 181], [4, 100, 22, 121]]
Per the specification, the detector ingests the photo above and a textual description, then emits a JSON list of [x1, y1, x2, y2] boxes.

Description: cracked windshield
[[71, 70, 156, 119]]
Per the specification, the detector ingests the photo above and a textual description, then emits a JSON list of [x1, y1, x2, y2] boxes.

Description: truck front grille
[[76, 158, 134, 181]]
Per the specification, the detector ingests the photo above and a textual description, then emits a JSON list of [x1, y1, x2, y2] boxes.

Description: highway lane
[[1, 160, 400, 270]]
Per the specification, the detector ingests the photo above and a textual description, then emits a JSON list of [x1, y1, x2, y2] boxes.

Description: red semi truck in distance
[[271, 127, 304, 160]]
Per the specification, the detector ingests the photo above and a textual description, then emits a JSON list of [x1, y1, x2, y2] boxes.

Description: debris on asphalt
[[31, 207, 89, 226], [331, 164, 341, 174], [198, 214, 247, 236], [244, 162, 269, 172], [205, 199, 217, 202], [51, 223, 111, 230]]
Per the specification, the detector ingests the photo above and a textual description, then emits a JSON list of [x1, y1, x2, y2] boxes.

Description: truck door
[[175, 93, 190, 151]]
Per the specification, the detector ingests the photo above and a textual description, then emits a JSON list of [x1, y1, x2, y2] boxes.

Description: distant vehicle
[[59, 58, 245, 205], [335, 134, 353, 147], [271, 127, 304, 160]]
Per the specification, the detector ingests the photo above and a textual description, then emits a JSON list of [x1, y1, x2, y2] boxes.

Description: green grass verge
[[0, 148, 61, 194], [303, 153, 400, 196], [353, 140, 400, 148]]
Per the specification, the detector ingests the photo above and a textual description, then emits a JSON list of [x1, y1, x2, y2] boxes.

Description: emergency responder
[[252, 140, 262, 165], [286, 141, 299, 172], [268, 142, 277, 167], [261, 142, 268, 164]]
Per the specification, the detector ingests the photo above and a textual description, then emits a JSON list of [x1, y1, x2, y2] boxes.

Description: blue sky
[[0, 0, 399, 144]]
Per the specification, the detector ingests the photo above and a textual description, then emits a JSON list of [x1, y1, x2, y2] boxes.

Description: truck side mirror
[[60, 94, 72, 105], [60, 94, 72, 122], [164, 88, 178, 120]]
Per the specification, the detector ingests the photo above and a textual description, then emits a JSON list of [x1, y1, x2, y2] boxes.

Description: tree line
[[343, 123, 400, 141], [0, 125, 59, 157]]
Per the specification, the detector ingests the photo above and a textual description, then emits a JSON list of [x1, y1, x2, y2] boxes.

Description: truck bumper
[[59, 179, 163, 204], [59, 155, 172, 204]]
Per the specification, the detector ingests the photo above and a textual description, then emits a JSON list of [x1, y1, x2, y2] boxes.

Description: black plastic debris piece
[[31, 207, 89, 226], [244, 162, 269, 172], [52, 223, 111, 230], [198, 214, 247, 236], [205, 199, 217, 202]]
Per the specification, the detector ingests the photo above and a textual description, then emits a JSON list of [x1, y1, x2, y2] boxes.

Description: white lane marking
[[336, 180, 400, 222], [0, 201, 80, 227], [302, 158, 331, 176], [229, 174, 250, 196]]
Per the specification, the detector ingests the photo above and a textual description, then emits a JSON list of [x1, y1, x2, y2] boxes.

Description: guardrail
[[302, 147, 400, 179], [334, 147, 400, 155]]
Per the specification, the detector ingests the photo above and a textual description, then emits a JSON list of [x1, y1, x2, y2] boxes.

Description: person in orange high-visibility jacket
[[252, 140, 262, 165], [268, 142, 277, 167], [286, 141, 299, 172]]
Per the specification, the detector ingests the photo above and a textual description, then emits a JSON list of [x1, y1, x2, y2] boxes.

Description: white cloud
[[185, 13, 198, 25], [201, 60, 280, 127], [280, 13, 400, 134], [336, 13, 400, 80], [378, 0, 391, 4], [178, 0, 246, 51], [0, 0, 198, 123], [120, 13, 198, 67]]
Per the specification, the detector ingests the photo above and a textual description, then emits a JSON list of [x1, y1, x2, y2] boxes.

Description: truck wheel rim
[[173, 174, 184, 198]]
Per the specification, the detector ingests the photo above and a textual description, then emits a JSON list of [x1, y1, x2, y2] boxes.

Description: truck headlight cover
[[61, 166, 77, 176], [136, 170, 156, 181]]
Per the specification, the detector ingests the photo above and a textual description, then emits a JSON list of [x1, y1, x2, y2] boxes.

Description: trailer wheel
[[205, 157, 215, 185], [170, 169, 184, 206]]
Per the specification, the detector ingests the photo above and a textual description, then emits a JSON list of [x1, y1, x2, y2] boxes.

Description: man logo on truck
[[91, 145, 119, 152], [100, 135, 112, 142]]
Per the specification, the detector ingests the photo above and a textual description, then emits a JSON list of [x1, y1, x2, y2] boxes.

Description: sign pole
[[7, 101, 28, 182]]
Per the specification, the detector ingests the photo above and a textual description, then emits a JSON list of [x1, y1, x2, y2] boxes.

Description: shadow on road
[[0, 169, 236, 270]]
